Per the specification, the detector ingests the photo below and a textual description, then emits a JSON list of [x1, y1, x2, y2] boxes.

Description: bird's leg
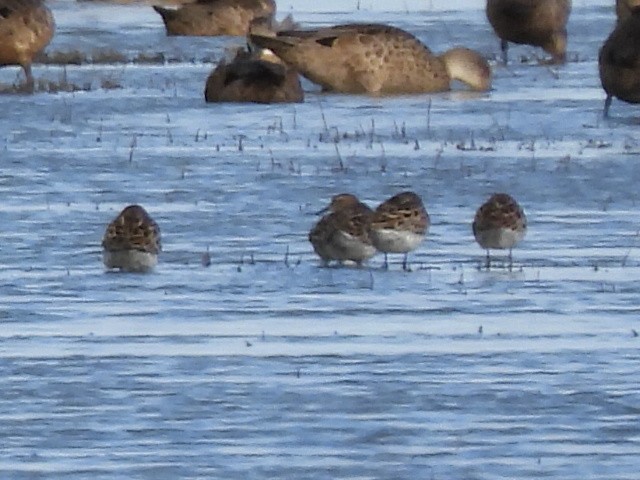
[[603, 95, 612, 118], [402, 253, 410, 272], [501, 40, 509, 65], [22, 64, 35, 93]]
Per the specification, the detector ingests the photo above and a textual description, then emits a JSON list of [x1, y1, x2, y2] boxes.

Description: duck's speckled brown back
[[153, 0, 275, 36], [251, 23, 451, 94]]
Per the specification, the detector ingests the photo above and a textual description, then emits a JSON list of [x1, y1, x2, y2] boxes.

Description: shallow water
[[1, 1, 639, 478]]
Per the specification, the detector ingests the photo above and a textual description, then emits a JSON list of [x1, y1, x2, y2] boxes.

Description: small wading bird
[[0, 0, 55, 92], [485, 0, 571, 64], [152, 0, 275, 36], [369, 191, 430, 271], [250, 23, 491, 95], [599, 6, 640, 117], [309, 194, 376, 267], [204, 45, 303, 103], [102, 205, 162, 273], [472, 193, 527, 270]]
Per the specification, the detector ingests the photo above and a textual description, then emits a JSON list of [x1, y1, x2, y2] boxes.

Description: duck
[[249, 23, 491, 95], [617, 0, 640, 23], [152, 0, 275, 36], [309, 193, 376, 266], [204, 45, 303, 103], [0, 0, 55, 92], [102, 205, 162, 273], [486, 0, 571, 64], [599, 6, 640, 117]]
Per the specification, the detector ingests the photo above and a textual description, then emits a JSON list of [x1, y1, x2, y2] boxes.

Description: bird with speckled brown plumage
[[102, 205, 162, 273], [370, 192, 429, 271], [250, 23, 491, 95], [152, 0, 275, 36], [309, 194, 376, 267], [473, 193, 527, 270]]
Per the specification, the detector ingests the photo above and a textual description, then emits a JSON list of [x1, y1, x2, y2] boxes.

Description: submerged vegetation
[[36, 48, 216, 66]]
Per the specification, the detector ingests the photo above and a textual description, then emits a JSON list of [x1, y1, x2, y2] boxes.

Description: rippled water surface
[[1, 1, 639, 478]]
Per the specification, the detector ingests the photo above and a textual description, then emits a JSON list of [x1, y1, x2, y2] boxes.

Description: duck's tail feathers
[[152, 5, 175, 22]]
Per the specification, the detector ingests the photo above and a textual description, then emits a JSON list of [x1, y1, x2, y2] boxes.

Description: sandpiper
[[102, 205, 162, 273], [370, 191, 429, 271], [309, 193, 376, 266], [472, 193, 527, 270]]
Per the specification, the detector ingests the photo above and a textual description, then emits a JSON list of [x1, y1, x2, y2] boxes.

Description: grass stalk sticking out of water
[[129, 135, 137, 163], [201, 246, 211, 267], [426, 98, 432, 137], [379, 142, 387, 173], [37, 49, 177, 66], [621, 229, 640, 267], [333, 143, 345, 172]]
